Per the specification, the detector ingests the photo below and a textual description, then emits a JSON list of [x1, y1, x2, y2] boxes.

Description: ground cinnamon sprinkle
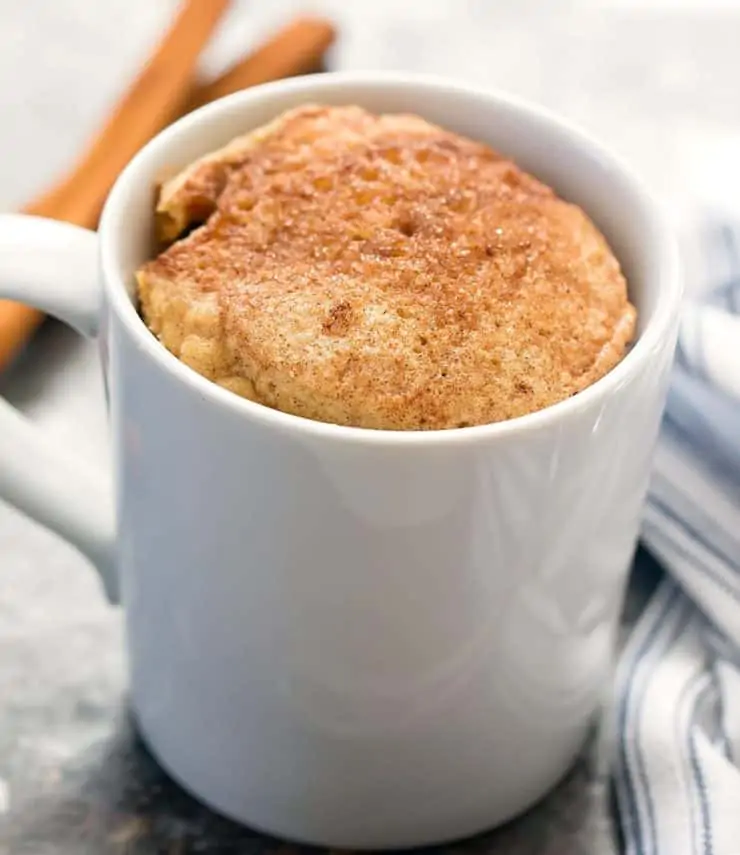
[[137, 104, 636, 430]]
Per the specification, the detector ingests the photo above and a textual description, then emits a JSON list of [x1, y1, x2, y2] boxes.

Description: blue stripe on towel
[[645, 496, 740, 600], [663, 378, 740, 494], [689, 680, 714, 855], [616, 583, 689, 855]]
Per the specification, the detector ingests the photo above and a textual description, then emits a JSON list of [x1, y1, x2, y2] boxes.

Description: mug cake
[[136, 105, 635, 430]]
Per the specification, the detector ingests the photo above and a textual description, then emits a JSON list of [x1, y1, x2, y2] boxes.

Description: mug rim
[[99, 70, 681, 447]]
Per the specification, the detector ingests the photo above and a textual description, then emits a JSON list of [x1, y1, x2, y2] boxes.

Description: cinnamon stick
[[0, 12, 336, 372], [0, 0, 233, 371], [187, 16, 335, 111]]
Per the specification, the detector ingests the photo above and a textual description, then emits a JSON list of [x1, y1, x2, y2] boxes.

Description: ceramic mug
[[0, 73, 680, 848]]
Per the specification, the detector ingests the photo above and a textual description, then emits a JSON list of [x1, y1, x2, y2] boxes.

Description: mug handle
[[0, 213, 117, 602]]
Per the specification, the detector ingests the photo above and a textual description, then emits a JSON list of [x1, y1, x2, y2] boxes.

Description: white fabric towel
[[614, 223, 740, 855]]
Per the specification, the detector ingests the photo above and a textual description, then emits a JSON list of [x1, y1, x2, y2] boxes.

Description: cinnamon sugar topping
[[137, 104, 636, 430]]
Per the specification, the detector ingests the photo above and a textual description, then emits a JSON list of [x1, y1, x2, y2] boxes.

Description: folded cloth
[[614, 223, 740, 855]]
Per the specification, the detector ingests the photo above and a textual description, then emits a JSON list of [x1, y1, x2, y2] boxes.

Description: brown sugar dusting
[[322, 300, 353, 336], [137, 104, 636, 430]]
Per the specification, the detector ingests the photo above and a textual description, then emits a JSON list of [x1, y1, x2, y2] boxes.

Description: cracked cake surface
[[136, 104, 636, 430]]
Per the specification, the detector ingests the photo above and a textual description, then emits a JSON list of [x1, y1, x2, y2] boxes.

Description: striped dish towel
[[614, 223, 740, 855]]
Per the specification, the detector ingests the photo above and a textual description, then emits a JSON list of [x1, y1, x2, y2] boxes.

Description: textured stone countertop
[[0, 1, 739, 852]]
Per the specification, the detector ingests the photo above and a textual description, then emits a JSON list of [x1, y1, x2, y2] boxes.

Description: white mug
[[0, 73, 680, 848]]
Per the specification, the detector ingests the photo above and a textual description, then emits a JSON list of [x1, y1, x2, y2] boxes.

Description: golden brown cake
[[136, 104, 636, 430]]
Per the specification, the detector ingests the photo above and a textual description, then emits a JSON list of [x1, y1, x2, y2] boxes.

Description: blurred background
[[3, 0, 740, 222], [0, 1, 739, 852], [3, 0, 740, 225]]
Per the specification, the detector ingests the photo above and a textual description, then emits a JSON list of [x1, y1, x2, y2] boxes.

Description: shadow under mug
[[0, 72, 681, 849]]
